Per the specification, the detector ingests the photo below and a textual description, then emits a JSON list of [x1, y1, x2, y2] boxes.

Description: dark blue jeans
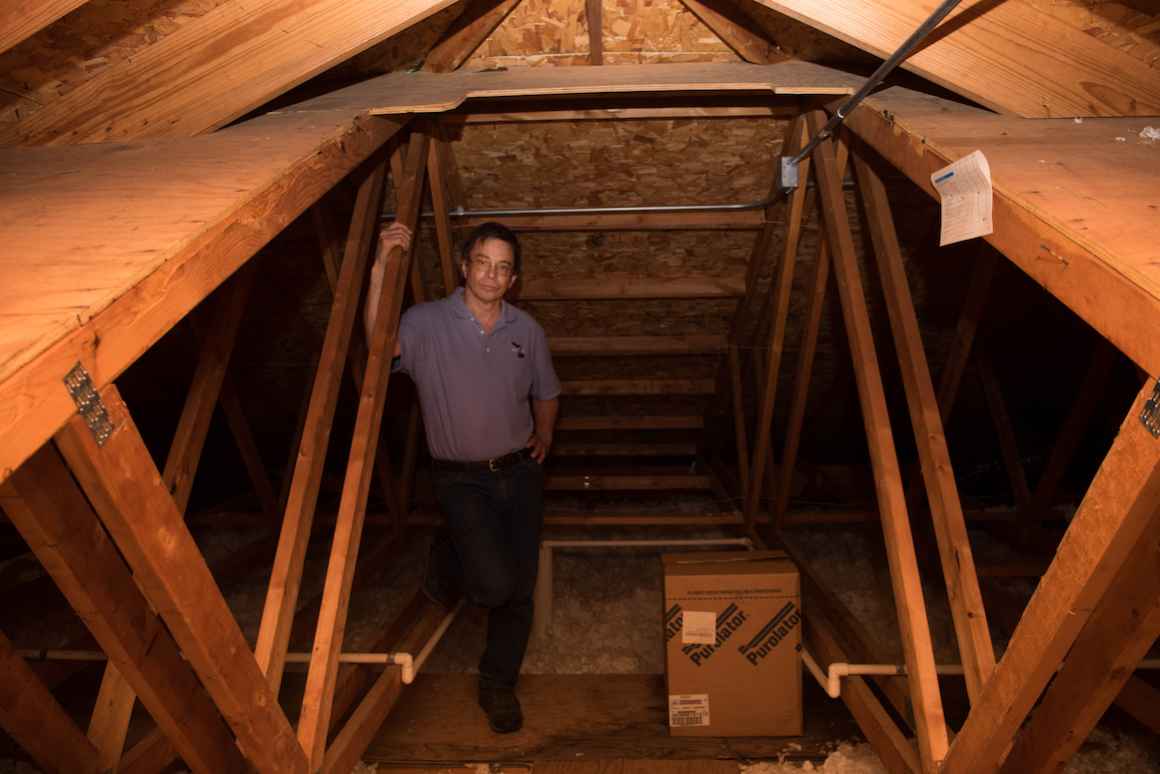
[[431, 456, 544, 687]]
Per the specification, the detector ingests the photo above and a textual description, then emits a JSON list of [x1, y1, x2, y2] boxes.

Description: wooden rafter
[[54, 386, 307, 772], [86, 663, 136, 769], [255, 158, 391, 696], [679, 0, 783, 63], [423, 0, 522, 73], [2, 0, 454, 144], [853, 148, 995, 704], [0, 0, 91, 56], [943, 380, 1160, 773], [219, 377, 280, 520], [748, 0, 1160, 116], [0, 444, 247, 773], [807, 109, 948, 771], [297, 133, 430, 767]]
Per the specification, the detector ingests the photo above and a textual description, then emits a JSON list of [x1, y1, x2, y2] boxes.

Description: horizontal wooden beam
[[553, 441, 698, 456], [544, 473, 713, 491], [521, 273, 745, 300], [452, 105, 793, 122], [550, 335, 727, 356], [556, 415, 704, 430], [562, 379, 716, 395], [460, 210, 764, 232]]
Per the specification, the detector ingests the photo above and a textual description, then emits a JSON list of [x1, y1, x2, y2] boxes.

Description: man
[[367, 220, 560, 734]]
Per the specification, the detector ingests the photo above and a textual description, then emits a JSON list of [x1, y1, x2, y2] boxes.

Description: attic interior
[[2, 1, 1160, 772]]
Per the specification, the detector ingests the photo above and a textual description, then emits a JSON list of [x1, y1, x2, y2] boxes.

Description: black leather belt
[[432, 447, 532, 473]]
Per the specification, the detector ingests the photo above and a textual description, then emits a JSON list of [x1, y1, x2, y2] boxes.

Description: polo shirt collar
[[449, 287, 517, 325]]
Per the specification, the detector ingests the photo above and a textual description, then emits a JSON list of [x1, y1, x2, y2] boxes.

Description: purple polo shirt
[[395, 288, 561, 462]]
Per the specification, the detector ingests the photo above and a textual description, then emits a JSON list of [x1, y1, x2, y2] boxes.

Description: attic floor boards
[[363, 673, 860, 766]]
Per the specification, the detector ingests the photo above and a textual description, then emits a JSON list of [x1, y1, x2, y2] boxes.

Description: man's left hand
[[526, 432, 552, 463]]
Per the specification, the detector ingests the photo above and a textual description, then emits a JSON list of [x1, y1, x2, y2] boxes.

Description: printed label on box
[[682, 610, 717, 644], [668, 694, 710, 728]]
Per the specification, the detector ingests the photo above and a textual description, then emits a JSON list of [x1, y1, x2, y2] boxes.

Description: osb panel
[[0, 0, 234, 127], [450, 118, 788, 209], [464, 0, 737, 68], [1022, 0, 1160, 66]]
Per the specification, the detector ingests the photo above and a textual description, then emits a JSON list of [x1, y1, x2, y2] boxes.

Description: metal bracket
[[1141, 379, 1160, 439], [63, 363, 114, 447]]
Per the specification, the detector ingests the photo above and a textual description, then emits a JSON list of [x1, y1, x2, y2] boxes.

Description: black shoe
[[479, 680, 523, 734]]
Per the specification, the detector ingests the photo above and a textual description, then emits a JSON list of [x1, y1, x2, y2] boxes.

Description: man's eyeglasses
[[469, 256, 515, 277]]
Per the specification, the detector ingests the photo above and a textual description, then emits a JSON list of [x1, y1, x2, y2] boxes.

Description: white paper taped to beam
[[930, 150, 993, 246]]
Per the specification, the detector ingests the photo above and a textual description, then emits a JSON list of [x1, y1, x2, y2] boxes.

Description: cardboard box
[[662, 550, 802, 737]]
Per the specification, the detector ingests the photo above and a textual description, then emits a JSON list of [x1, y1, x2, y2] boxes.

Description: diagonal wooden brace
[[54, 385, 307, 773]]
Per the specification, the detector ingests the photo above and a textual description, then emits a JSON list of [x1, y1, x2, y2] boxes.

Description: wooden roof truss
[[0, 23, 1158, 768]]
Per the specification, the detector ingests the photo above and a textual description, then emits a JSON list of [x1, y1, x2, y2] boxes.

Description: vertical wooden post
[[743, 116, 810, 526], [87, 663, 137, 769], [771, 137, 848, 530], [727, 344, 750, 498], [297, 133, 430, 768], [586, 0, 603, 64], [854, 148, 995, 703], [807, 111, 948, 772], [943, 380, 1160, 774], [427, 126, 458, 295], [254, 158, 390, 695]]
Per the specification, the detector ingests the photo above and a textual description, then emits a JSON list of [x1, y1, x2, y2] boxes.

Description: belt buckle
[[488, 456, 501, 472]]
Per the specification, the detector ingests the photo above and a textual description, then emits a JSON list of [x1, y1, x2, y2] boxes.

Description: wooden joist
[[0, 444, 247, 774], [586, 0, 603, 65], [846, 87, 1160, 376], [678, 0, 783, 64], [54, 387, 307, 772], [853, 149, 995, 704], [751, 0, 1160, 116], [550, 335, 726, 356], [808, 110, 948, 771], [520, 273, 746, 300], [943, 381, 1160, 773], [422, 0, 522, 73], [2, 0, 453, 144], [0, 99, 404, 486], [561, 379, 716, 396]]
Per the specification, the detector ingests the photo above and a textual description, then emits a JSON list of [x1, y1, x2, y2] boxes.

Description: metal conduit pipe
[[380, 181, 855, 222], [800, 648, 1160, 700], [533, 536, 754, 640]]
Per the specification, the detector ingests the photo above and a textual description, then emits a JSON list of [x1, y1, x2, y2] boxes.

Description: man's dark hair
[[460, 221, 521, 277]]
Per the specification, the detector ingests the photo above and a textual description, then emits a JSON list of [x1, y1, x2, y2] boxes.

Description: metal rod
[[783, 0, 964, 186]]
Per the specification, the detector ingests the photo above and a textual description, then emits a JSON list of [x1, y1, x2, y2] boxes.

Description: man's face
[[461, 237, 517, 305]]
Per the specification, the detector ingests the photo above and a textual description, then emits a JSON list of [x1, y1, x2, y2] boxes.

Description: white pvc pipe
[[533, 536, 754, 640], [800, 651, 1160, 699]]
